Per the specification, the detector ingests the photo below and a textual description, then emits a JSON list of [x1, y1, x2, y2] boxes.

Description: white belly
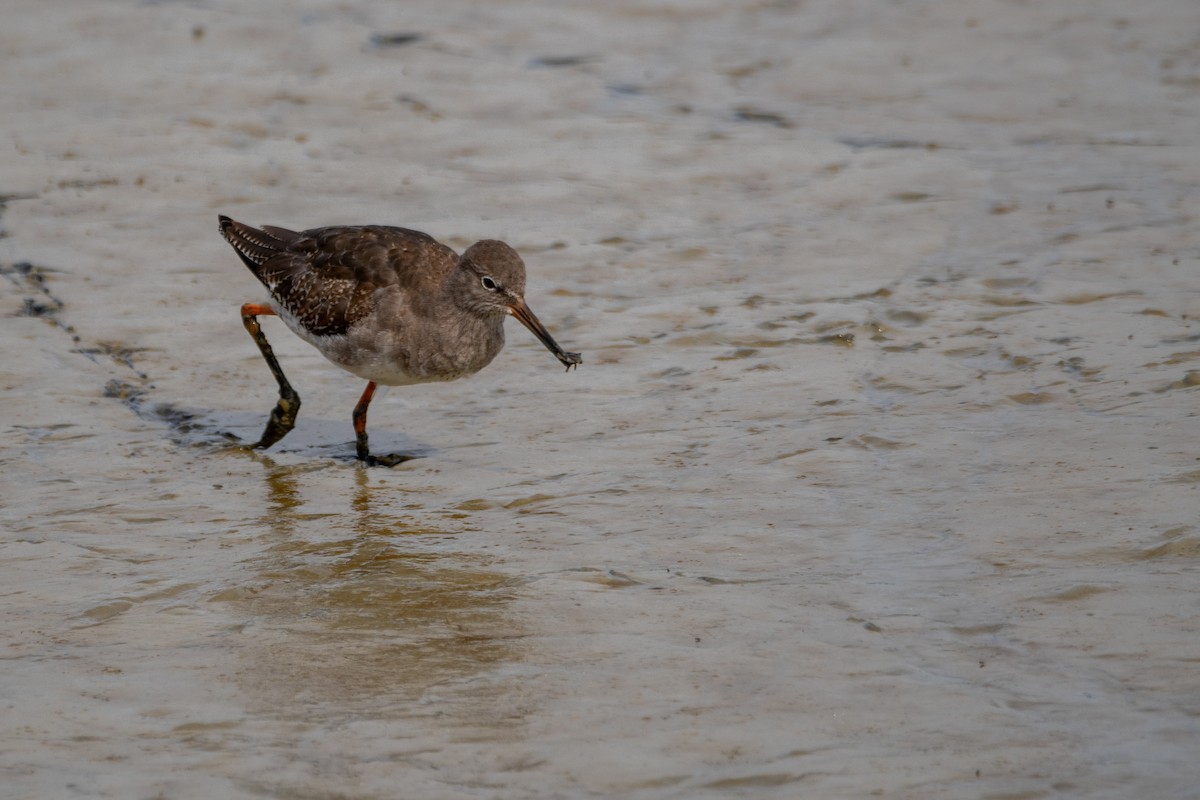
[[272, 299, 505, 387]]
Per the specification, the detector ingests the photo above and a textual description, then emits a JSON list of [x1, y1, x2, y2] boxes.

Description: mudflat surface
[[2, 1, 1199, 797]]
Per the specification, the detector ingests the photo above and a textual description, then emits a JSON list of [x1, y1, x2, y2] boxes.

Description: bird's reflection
[[219, 455, 525, 721]]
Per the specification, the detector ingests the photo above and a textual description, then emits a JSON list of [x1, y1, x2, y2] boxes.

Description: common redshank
[[218, 215, 581, 466]]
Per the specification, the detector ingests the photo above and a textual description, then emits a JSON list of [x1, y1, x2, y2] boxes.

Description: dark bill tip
[[508, 300, 582, 371]]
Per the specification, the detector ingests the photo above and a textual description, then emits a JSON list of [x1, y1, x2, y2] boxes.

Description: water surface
[[2, 1, 1199, 797]]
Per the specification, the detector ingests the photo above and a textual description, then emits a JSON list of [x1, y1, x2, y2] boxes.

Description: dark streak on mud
[[3, 261, 78, 341], [4, 258, 237, 447]]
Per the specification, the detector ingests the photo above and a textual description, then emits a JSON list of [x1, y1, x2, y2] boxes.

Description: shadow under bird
[[218, 215, 581, 466]]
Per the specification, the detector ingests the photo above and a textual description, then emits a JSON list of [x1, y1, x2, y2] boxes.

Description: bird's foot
[[255, 394, 301, 449], [360, 452, 417, 468], [355, 427, 416, 466]]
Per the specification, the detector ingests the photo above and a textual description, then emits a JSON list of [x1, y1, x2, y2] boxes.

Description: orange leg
[[240, 303, 301, 449], [352, 381, 412, 467], [352, 381, 377, 461]]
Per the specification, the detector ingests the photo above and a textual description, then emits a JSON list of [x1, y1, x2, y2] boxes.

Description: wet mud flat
[[3, 1, 1200, 798]]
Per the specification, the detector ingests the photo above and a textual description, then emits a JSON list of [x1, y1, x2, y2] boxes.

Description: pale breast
[[275, 286, 508, 387]]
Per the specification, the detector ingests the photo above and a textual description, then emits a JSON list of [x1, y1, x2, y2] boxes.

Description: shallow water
[[3, 0, 1200, 797]]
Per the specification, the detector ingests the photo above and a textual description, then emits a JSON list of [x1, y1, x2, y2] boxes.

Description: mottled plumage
[[218, 215, 581, 465]]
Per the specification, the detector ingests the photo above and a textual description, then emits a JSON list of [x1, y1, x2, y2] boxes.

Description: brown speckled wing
[[221, 217, 458, 337], [219, 216, 297, 268]]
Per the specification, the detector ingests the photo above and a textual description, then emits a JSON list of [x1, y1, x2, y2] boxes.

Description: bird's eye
[[481, 276, 499, 291]]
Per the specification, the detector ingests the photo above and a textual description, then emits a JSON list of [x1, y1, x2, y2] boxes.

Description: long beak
[[507, 298, 582, 371]]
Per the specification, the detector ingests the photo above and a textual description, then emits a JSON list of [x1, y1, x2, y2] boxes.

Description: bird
[[218, 215, 581, 466]]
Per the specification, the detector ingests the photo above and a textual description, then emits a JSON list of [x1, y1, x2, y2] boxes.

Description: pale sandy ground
[[2, 0, 1199, 798]]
